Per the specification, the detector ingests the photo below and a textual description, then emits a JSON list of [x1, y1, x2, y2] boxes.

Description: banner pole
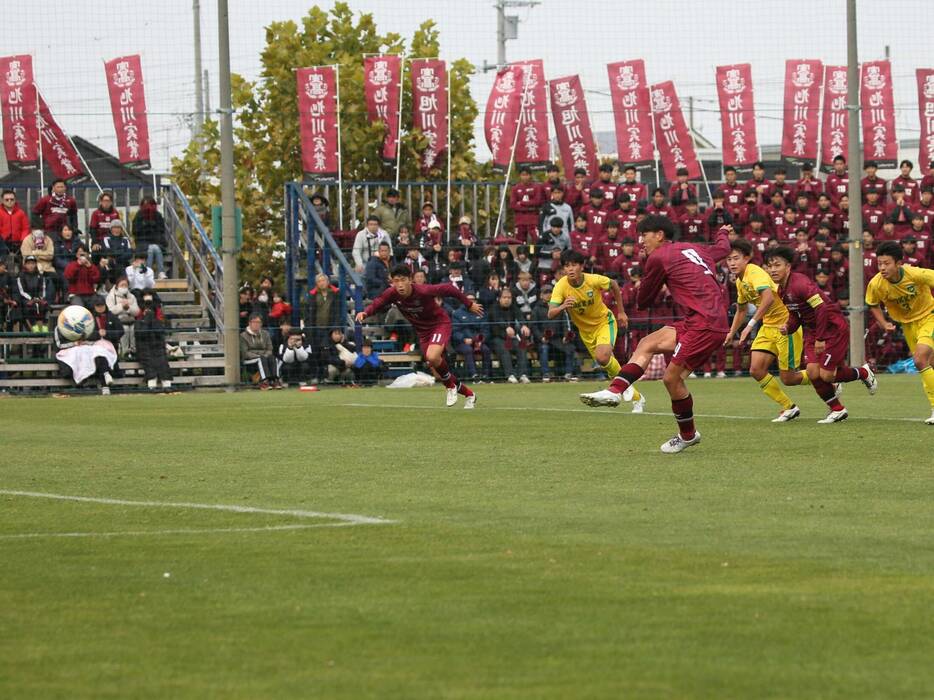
[[445, 66, 452, 243], [699, 159, 714, 203], [395, 57, 405, 191], [38, 89, 102, 193], [335, 64, 344, 231], [493, 90, 525, 239], [35, 84, 44, 193], [648, 89, 661, 190]]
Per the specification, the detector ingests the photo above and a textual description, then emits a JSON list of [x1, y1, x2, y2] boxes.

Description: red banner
[[296, 66, 339, 179], [650, 81, 700, 181], [0, 54, 39, 168], [104, 55, 151, 169], [820, 65, 848, 172], [716, 63, 759, 168], [363, 55, 402, 163], [861, 60, 898, 168], [780, 59, 823, 165], [484, 64, 524, 172], [512, 59, 549, 168], [36, 91, 86, 182], [548, 74, 599, 178], [607, 59, 654, 169], [917, 69, 934, 170], [410, 58, 447, 173]]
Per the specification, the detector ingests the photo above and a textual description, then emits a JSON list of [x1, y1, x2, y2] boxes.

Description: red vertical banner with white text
[[410, 58, 447, 174], [36, 92, 87, 182], [511, 59, 548, 168], [484, 64, 524, 173], [607, 59, 654, 170], [819, 65, 848, 172], [916, 69, 934, 170], [548, 74, 599, 178], [0, 54, 39, 168], [650, 81, 701, 181], [296, 67, 339, 179], [363, 55, 402, 164], [716, 63, 759, 169], [780, 59, 823, 166], [860, 59, 898, 168], [104, 54, 151, 169]]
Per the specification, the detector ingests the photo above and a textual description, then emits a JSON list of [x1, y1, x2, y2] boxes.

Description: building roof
[[0, 136, 153, 187]]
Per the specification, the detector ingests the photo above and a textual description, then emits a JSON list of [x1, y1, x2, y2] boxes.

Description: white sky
[[2, 1, 930, 173]]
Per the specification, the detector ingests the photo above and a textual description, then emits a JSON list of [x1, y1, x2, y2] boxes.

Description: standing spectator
[[277, 327, 312, 386], [240, 312, 279, 389], [645, 188, 675, 218], [588, 163, 618, 202], [706, 191, 734, 235], [861, 161, 887, 203], [745, 160, 771, 198], [0, 189, 30, 249], [0, 258, 13, 330], [20, 229, 56, 274], [11, 256, 53, 330], [617, 165, 648, 205], [579, 189, 610, 241], [88, 190, 122, 247], [63, 246, 101, 306], [453, 216, 479, 261], [488, 287, 530, 383], [668, 167, 697, 215], [30, 179, 77, 235], [372, 188, 412, 239], [540, 163, 563, 199], [106, 276, 140, 357], [491, 245, 518, 287], [364, 241, 392, 299], [352, 215, 392, 272], [678, 199, 706, 242], [352, 339, 383, 385], [771, 167, 794, 204], [536, 216, 570, 285], [826, 155, 850, 205], [309, 192, 331, 227], [892, 159, 919, 204], [238, 286, 254, 331], [415, 201, 442, 238], [862, 189, 887, 236], [303, 273, 341, 356], [54, 224, 83, 290], [131, 195, 168, 279], [720, 166, 746, 219], [814, 193, 842, 239], [886, 185, 915, 237], [267, 292, 292, 327], [564, 168, 588, 214], [509, 166, 543, 243], [532, 284, 576, 381], [794, 162, 823, 202], [451, 293, 491, 381], [136, 290, 173, 391], [125, 251, 155, 292]]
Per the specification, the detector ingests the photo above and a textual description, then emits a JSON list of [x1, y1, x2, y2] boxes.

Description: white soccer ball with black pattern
[[57, 305, 94, 341]]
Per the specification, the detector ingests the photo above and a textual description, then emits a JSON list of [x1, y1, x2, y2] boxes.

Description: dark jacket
[[364, 256, 391, 299], [54, 236, 83, 274], [450, 305, 487, 344], [303, 285, 342, 342], [488, 302, 522, 340], [531, 299, 567, 343], [88, 310, 124, 345], [132, 209, 166, 247]]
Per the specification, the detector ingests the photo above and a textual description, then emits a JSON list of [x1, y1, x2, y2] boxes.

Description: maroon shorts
[[514, 223, 539, 244], [417, 322, 452, 357], [670, 321, 728, 371], [803, 328, 849, 370]]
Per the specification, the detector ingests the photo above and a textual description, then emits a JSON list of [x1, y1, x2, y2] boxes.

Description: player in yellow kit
[[866, 241, 934, 424], [548, 249, 645, 412], [724, 239, 810, 422]]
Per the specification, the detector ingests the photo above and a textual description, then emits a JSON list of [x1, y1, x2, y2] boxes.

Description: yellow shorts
[[577, 313, 617, 359], [751, 325, 803, 371], [902, 313, 934, 352]]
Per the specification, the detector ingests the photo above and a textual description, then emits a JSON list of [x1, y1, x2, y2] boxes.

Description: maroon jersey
[[792, 242, 817, 275], [814, 205, 842, 238], [611, 253, 641, 280], [637, 226, 731, 331], [794, 205, 818, 235], [793, 177, 824, 201], [89, 209, 122, 243], [778, 271, 848, 341], [571, 229, 599, 257], [745, 176, 771, 198], [916, 202, 934, 229], [565, 184, 587, 214], [886, 202, 916, 237], [762, 203, 787, 234], [31, 194, 77, 234], [678, 212, 707, 242], [892, 175, 919, 204], [861, 204, 886, 234], [510, 183, 543, 224], [585, 178, 618, 203], [921, 173, 934, 192], [597, 237, 625, 271], [645, 203, 675, 219], [612, 209, 640, 239], [826, 173, 850, 204], [617, 181, 647, 205], [363, 283, 470, 334], [774, 220, 799, 242], [720, 183, 745, 218], [746, 231, 771, 264], [861, 176, 887, 203], [862, 250, 878, 285], [668, 182, 698, 213], [771, 180, 795, 204], [580, 204, 610, 238], [830, 258, 849, 297]]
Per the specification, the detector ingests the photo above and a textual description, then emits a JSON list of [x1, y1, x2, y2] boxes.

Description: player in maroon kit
[[825, 155, 850, 205], [764, 247, 877, 423], [356, 264, 483, 408], [580, 215, 732, 453], [509, 167, 543, 243]]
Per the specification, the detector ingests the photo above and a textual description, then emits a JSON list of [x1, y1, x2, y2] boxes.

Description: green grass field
[[1, 375, 932, 699]]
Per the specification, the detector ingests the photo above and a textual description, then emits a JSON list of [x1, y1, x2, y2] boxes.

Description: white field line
[[0, 523, 356, 540], [338, 402, 927, 423]]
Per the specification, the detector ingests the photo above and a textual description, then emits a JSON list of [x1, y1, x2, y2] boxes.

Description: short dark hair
[[366, 215, 380, 224], [637, 214, 677, 239], [248, 312, 264, 322], [518, 166, 531, 174], [2, 189, 15, 197], [549, 216, 564, 228], [752, 160, 765, 169], [767, 246, 795, 264], [876, 240, 903, 261], [724, 165, 737, 174], [900, 159, 914, 169], [377, 241, 391, 250], [49, 179, 66, 193], [560, 249, 586, 266], [599, 163, 613, 173], [390, 264, 412, 278], [833, 155, 846, 164], [730, 238, 753, 257]]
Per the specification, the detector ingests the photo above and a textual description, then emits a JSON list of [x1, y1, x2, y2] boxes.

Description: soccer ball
[[57, 305, 94, 341]]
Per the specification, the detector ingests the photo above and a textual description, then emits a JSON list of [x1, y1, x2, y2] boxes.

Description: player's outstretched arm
[[868, 305, 895, 332], [725, 302, 746, 346], [709, 225, 733, 262], [547, 296, 575, 319], [738, 288, 774, 344], [635, 255, 665, 310]]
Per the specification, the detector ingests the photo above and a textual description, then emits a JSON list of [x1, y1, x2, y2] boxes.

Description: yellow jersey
[[736, 263, 789, 328], [550, 273, 612, 332], [866, 264, 934, 324]]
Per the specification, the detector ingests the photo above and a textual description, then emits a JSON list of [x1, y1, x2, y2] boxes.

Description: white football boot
[[660, 431, 701, 454], [771, 405, 801, 423], [445, 387, 458, 407], [579, 388, 621, 407], [817, 408, 849, 424], [860, 363, 878, 395]]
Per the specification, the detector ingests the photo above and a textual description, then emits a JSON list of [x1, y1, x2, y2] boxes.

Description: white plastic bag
[[386, 371, 436, 389]]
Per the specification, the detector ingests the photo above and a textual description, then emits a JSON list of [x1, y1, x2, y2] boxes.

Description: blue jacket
[[450, 305, 487, 344], [364, 257, 390, 299]]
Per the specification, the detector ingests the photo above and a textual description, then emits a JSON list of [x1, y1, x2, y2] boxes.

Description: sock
[[759, 374, 794, 411], [920, 366, 934, 408], [436, 358, 458, 389], [798, 371, 811, 386], [671, 394, 696, 440], [603, 355, 621, 377], [608, 362, 644, 394], [457, 382, 473, 397], [813, 377, 844, 411], [834, 366, 868, 382]]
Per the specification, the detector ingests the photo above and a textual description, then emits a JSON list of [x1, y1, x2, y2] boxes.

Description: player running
[[866, 241, 934, 424], [580, 216, 732, 453], [356, 264, 482, 408], [765, 247, 877, 423], [724, 239, 810, 422], [548, 249, 645, 412]]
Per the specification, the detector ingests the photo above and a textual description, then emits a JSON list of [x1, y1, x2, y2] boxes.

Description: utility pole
[[203, 69, 211, 116], [845, 0, 865, 366], [218, 0, 239, 388], [193, 0, 204, 137], [481, 1, 540, 73]]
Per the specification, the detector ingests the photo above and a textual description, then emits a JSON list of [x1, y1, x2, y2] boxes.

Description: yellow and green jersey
[[736, 263, 789, 329], [550, 273, 612, 333], [866, 265, 934, 324]]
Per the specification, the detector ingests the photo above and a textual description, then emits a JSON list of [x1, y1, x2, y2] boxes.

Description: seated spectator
[[31, 179, 77, 236], [87, 294, 124, 350], [53, 312, 116, 395], [0, 258, 14, 329], [352, 216, 392, 272], [0, 189, 30, 252], [451, 293, 491, 381], [454, 215, 479, 260], [106, 276, 140, 357], [53, 224, 83, 290], [415, 201, 441, 238], [252, 276, 275, 323], [394, 226, 417, 263], [132, 195, 167, 279], [352, 339, 383, 385], [101, 219, 133, 279], [310, 192, 330, 227], [537, 216, 571, 286], [20, 229, 56, 274], [11, 255, 53, 331], [240, 312, 279, 389], [125, 250, 155, 292], [89, 190, 122, 248], [444, 261, 474, 295], [324, 328, 356, 384], [63, 245, 101, 307], [514, 245, 534, 275], [513, 271, 538, 320], [277, 327, 312, 386], [136, 290, 173, 391], [478, 272, 501, 309], [267, 292, 292, 325], [532, 284, 576, 381], [488, 287, 530, 383], [364, 241, 392, 299]]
